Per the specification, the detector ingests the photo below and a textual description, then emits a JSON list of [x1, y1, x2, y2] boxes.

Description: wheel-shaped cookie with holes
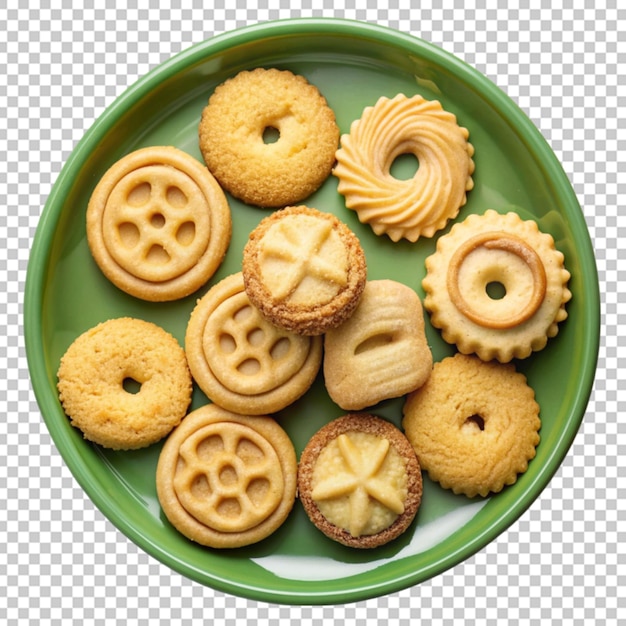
[[86, 146, 232, 301], [185, 272, 322, 414], [156, 404, 297, 548]]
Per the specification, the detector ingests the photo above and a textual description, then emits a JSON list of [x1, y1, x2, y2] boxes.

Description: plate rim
[[24, 17, 600, 604]]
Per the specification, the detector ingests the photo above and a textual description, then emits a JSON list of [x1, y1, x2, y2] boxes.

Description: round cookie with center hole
[[198, 68, 340, 208], [57, 317, 193, 450], [402, 353, 541, 498], [422, 209, 571, 362]]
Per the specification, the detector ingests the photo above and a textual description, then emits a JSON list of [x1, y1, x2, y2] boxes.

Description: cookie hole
[[219, 333, 237, 354], [354, 333, 395, 355], [122, 377, 142, 394], [270, 337, 291, 360], [247, 478, 271, 506], [218, 464, 238, 486], [262, 126, 280, 144], [146, 244, 170, 265], [127, 181, 151, 206], [247, 327, 265, 347], [389, 152, 419, 180], [216, 498, 241, 518], [150, 213, 166, 229], [233, 305, 253, 323], [237, 358, 261, 376], [166, 185, 187, 208], [486, 281, 507, 300], [236, 438, 264, 464], [118, 222, 140, 247], [464, 414, 485, 431], [190, 473, 211, 498], [176, 221, 196, 246], [196, 435, 224, 459]]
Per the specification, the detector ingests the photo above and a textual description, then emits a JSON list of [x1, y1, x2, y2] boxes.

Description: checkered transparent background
[[2, 2, 624, 625]]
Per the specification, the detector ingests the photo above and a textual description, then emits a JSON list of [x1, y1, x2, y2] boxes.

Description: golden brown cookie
[[185, 272, 322, 415], [297, 413, 422, 549], [156, 404, 297, 548], [57, 317, 192, 450], [402, 353, 541, 498], [333, 94, 475, 242], [422, 209, 572, 362], [87, 146, 232, 302], [198, 68, 339, 208], [323, 280, 432, 410], [242, 205, 367, 335]]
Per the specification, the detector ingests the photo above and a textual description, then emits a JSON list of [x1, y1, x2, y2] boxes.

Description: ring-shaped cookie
[[57, 317, 193, 450], [185, 272, 322, 414], [156, 404, 297, 548], [446, 231, 547, 329], [402, 353, 541, 498], [423, 210, 571, 362], [333, 94, 475, 242], [198, 68, 340, 208], [87, 146, 232, 301]]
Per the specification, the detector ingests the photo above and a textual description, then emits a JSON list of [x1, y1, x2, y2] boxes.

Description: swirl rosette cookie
[[333, 94, 475, 242], [422, 209, 571, 362]]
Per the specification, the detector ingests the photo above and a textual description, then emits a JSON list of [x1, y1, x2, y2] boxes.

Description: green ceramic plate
[[24, 18, 599, 604]]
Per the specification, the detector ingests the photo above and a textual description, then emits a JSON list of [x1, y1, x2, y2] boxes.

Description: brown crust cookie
[[156, 404, 297, 548], [333, 94, 474, 242], [198, 68, 340, 208], [86, 146, 232, 302], [57, 317, 193, 450], [422, 209, 571, 362], [323, 280, 433, 410], [297, 413, 422, 549], [242, 206, 367, 335], [185, 272, 322, 415], [402, 353, 541, 498]]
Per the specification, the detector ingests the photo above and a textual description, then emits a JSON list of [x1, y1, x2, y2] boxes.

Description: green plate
[[24, 18, 599, 604]]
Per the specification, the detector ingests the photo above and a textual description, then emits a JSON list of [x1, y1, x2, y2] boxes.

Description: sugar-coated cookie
[[57, 317, 192, 450], [298, 413, 422, 548], [199, 68, 339, 208], [242, 205, 367, 335]]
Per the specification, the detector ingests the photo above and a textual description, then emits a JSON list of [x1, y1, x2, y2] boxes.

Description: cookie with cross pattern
[[242, 205, 367, 335]]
